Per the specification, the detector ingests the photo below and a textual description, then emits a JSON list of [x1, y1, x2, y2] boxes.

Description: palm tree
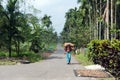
[[6, 0, 19, 57], [111, 0, 113, 39], [0, 0, 25, 57], [41, 14, 52, 28]]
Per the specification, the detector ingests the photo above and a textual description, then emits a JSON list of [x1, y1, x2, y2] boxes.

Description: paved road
[[0, 44, 95, 80]]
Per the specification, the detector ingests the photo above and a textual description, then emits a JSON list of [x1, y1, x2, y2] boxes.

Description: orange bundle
[[64, 43, 74, 52], [64, 43, 74, 47]]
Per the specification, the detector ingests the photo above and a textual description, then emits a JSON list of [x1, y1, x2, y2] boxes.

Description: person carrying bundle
[[64, 43, 74, 64]]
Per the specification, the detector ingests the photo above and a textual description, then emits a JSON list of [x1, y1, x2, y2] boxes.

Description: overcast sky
[[26, 0, 79, 35]]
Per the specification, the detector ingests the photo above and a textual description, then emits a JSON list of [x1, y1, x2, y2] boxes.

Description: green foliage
[[0, 0, 58, 64], [19, 52, 42, 63], [87, 39, 120, 78], [77, 0, 120, 40], [116, 1, 120, 5], [0, 51, 42, 63], [47, 43, 57, 52], [61, 7, 90, 48], [41, 14, 52, 28], [0, 51, 8, 57]]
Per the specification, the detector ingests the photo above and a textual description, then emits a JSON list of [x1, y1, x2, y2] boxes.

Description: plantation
[[0, 0, 120, 79], [0, 0, 58, 64], [60, 0, 120, 79]]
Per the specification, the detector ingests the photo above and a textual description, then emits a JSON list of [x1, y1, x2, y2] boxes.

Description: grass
[[19, 52, 43, 63], [75, 53, 115, 80], [96, 78, 115, 80], [0, 60, 17, 65], [75, 53, 94, 66], [0, 51, 43, 65], [0, 43, 57, 65]]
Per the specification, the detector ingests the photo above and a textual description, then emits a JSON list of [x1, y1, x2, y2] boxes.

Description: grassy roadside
[[75, 53, 115, 80], [75, 53, 93, 66], [0, 43, 57, 65], [96, 78, 114, 80]]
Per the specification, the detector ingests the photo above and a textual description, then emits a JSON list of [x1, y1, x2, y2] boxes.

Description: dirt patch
[[0, 57, 21, 65], [74, 69, 113, 78]]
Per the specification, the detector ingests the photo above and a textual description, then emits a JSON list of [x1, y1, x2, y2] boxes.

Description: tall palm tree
[[41, 14, 52, 28], [111, 0, 113, 39], [7, 0, 19, 57], [1, 0, 25, 57]]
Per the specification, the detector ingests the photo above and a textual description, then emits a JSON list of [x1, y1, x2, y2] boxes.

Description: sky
[[26, 0, 79, 35]]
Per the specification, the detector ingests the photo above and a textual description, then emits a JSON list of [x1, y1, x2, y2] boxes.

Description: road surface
[[0, 44, 95, 80]]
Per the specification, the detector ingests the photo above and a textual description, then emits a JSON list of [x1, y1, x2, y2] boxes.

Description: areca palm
[[41, 14, 52, 28], [41, 14, 54, 46], [61, 6, 91, 47], [6, 0, 20, 57], [0, 0, 25, 57], [0, 6, 8, 49]]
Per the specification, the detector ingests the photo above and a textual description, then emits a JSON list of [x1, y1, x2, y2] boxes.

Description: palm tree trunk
[[93, 0, 98, 39], [111, 0, 114, 39], [114, 0, 117, 38], [89, 8, 92, 40], [106, 0, 110, 40], [96, 0, 98, 39], [99, 0, 102, 40], [8, 33, 12, 58], [17, 40, 20, 57]]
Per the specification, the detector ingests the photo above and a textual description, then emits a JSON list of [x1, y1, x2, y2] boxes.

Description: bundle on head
[[64, 42, 74, 52], [64, 44, 72, 52], [64, 43, 74, 47]]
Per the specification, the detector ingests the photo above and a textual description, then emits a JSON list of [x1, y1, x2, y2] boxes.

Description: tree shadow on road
[[47, 56, 64, 60]]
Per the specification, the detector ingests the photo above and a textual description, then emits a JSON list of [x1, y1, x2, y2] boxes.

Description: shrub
[[19, 51, 42, 63], [87, 39, 120, 78], [0, 51, 8, 57]]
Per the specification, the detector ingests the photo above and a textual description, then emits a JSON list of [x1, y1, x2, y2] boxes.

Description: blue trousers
[[66, 52, 71, 63]]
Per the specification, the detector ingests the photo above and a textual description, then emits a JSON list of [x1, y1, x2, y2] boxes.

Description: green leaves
[[116, 1, 120, 5], [41, 14, 52, 28], [0, 0, 57, 57], [7, 0, 18, 13], [87, 39, 120, 78], [61, 0, 92, 48]]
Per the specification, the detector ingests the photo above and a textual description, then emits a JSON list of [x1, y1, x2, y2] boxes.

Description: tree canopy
[[61, 0, 120, 48], [0, 0, 58, 57]]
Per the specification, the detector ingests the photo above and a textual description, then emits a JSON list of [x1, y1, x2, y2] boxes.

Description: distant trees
[[61, 0, 120, 48], [0, 0, 58, 57], [61, 6, 91, 48], [60, 0, 120, 78]]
